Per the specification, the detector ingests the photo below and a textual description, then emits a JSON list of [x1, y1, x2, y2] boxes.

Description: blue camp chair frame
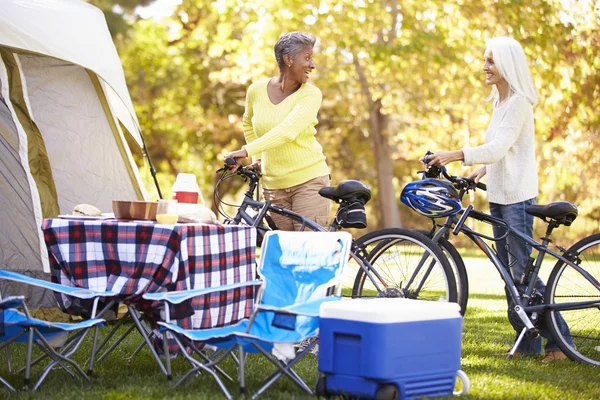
[[0, 270, 117, 390], [143, 231, 352, 399]]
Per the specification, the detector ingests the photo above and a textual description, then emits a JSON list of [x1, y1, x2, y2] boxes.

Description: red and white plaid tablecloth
[[42, 218, 257, 331]]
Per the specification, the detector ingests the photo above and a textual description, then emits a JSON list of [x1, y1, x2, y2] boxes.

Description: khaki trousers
[[262, 175, 330, 231]]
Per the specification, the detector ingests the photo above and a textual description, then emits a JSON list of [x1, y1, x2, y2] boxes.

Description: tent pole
[[139, 129, 162, 199]]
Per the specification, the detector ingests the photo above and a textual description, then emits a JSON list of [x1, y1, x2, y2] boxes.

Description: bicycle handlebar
[[421, 151, 487, 192], [217, 157, 262, 181], [224, 157, 237, 168]]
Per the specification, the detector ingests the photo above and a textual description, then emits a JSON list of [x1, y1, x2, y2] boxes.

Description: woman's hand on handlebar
[[463, 167, 487, 191], [249, 159, 262, 172], [223, 149, 248, 172], [466, 166, 486, 184], [420, 150, 464, 167]]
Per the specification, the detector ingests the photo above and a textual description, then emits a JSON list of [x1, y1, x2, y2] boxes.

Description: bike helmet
[[400, 178, 462, 218]]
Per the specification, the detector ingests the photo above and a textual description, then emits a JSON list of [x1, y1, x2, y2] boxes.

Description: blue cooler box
[[319, 298, 462, 399]]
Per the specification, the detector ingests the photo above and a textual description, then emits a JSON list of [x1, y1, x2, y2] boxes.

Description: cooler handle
[[453, 369, 470, 396]]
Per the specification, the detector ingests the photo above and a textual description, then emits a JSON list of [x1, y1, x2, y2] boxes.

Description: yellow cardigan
[[242, 78, 330, 190]]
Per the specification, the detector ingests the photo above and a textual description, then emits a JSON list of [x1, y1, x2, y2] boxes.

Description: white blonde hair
[[485, 37, 538, 106]]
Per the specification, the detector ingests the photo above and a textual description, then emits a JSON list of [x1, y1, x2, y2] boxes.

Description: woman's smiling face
[[483, 48, 505, 86], [289, 46, 315, 84]]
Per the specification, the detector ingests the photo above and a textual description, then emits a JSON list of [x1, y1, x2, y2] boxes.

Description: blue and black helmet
[[400, 178, 462, 218]]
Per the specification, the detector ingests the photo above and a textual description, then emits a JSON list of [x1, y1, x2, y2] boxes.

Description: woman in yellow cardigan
[[225, 32, 330, 231]]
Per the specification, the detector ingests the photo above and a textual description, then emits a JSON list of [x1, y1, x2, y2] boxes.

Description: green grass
[[2, 256, 598, 399]]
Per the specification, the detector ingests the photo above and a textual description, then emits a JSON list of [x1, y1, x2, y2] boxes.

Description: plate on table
[[58, 213, 115, 221]]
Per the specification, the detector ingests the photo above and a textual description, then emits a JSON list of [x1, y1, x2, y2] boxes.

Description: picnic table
[[42, 217, 257, 368]]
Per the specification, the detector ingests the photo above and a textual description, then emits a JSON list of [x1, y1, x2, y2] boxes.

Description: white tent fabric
[[19, 55, 142, 213], [0, 59, 48, 275], [0, 0, 142, 146], [0, 0, 148, 308]]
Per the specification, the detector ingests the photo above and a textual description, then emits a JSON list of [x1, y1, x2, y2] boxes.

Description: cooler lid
[[320, 298, 461, 323]]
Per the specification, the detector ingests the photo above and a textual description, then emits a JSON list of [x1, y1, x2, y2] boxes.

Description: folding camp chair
[[144, 231, 352, 399], [0, 270, 117, 390], [0, 297, 23, 391]]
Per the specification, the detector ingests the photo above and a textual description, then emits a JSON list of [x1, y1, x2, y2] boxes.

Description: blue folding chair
[[0, 270, 117, 390], [144, 231, 352, 399]]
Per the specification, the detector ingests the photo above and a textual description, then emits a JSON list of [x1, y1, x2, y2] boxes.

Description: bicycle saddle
[[525, 201, 578, 226], [319, 180, 372, 204]]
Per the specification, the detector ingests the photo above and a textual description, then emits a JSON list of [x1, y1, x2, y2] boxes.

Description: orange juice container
[[172, 173, 204, 205]]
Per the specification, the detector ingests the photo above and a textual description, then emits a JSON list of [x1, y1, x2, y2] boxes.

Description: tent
[[0, 0, 149, 308]]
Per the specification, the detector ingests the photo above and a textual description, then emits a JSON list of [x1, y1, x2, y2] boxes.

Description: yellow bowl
[[112, 200, 157, 220]]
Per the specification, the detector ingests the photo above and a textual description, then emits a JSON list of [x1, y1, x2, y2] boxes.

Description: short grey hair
[[274, 32, 316, 70]]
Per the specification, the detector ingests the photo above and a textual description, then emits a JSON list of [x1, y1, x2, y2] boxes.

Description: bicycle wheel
[[545, 233, 600, 366], [353, 228, 457, 304], [419, 230, 469, 315]]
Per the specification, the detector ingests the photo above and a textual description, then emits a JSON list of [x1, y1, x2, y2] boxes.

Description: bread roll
[[73, 204, 102, 217], [177, 204, 220, 224]]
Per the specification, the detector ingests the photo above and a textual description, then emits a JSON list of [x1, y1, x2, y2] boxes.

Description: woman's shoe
[[542, 350, 568, 363]]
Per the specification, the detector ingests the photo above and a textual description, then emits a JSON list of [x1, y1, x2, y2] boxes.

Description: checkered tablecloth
[[42, 219, 257, 332]]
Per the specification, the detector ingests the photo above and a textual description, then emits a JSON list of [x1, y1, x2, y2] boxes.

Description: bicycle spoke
[[546, 234, 600, 366], [353, 229, 456, 303]]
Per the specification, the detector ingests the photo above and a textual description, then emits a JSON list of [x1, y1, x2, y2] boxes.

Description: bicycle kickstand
[[507, 305, 537, 360], [507, 327, 529, 359]]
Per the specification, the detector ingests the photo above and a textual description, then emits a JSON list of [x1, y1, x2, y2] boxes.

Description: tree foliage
[[97, 0, 599, 241]]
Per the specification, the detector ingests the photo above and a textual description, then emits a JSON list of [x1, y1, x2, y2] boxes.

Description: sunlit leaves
[[100, 0, 599, 236]]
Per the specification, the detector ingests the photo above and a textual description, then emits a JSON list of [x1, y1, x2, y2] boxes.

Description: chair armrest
[[0, 270, 117, 300], [142, 280, 263, 304], [0, 296, 25, 310], [256, 296, 341, 317]]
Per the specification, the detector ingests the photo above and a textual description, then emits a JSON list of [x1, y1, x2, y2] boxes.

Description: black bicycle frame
[[431, 207, 600, 316], [226, 188, 390, 295]]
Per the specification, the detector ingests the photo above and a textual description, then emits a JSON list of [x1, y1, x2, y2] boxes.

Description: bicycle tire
[[352, 228, 457, 304], [418, 230, 469, 315], [545, 233, 600, 366]]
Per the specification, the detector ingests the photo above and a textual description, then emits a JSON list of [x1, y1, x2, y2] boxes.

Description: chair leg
[[0, 375, 15, 392], [174, 360, 234, 400], [251, 343, 314, 398], [17, 329, 85, 376], [126, 314, 157, 362], [184, 340, 239, 382], [177, 337, 234, 382], [238, 344, 246, 396], [32, 328, 92, 390], [167, 336, 234, 399], [0, 331, 27, 375], [1, 345, 16, 390], [162, 331, 172, 383], [229, 349, 240, 367], [33, 340, 77, 379], [87, 311, 131, 366], [5, 346, 12, 374], [95, 321, 137, 364], [87, 325, 101, 376], [127, 339, 147, 361], [128, 307, 168, 376], [24, 329, 34, 389]]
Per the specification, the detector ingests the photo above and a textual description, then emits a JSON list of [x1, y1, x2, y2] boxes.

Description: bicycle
[[213, 158, 458, 304], [399, 159, 600, 366]]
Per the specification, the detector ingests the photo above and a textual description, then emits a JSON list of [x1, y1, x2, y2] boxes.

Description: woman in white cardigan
[[424, 37, 573, 362]]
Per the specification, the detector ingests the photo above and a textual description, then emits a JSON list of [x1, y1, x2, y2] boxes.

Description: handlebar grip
[[224, 157, 237, 167], [476, 182, 487, 191]]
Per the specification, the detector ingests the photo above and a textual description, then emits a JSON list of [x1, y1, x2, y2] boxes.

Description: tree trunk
[[369, 100, 402, 228], [353, 55, 402, 228]]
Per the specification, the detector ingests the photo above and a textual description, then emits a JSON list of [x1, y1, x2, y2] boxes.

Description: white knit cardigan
[[461, 94, 538, 205]]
